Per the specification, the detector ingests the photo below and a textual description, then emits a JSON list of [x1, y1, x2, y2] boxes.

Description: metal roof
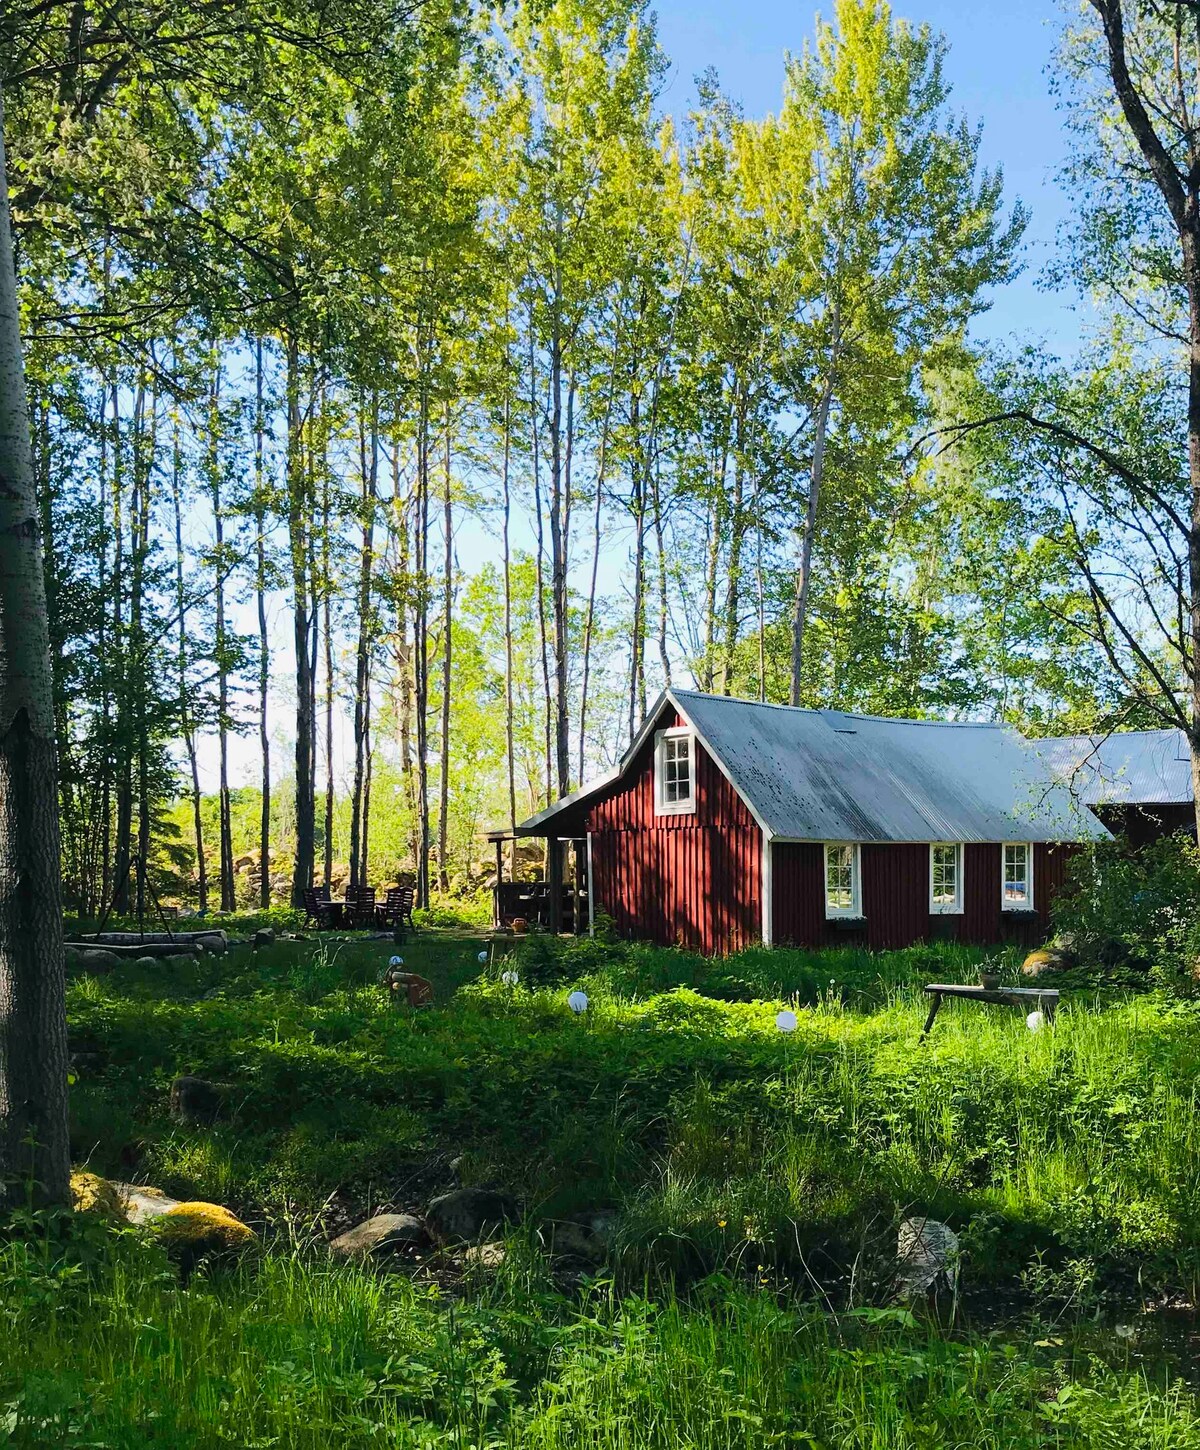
[[515, 689, 1109, 843], [1036, 729, 1193, 807]]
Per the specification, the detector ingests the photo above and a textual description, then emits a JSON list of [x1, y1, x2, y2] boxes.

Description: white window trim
[[929, 842, 964, 915], [823, 842, 862, 919], [1001, 841, 1035, 912], [654, 726, 696, 817]]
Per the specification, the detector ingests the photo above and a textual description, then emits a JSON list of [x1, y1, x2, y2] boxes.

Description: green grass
[[3, 1219, 1198, 1448], [6, 928, 1200, 1444]]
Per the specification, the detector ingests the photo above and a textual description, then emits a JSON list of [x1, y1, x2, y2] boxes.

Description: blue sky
[[651, 0, 1080, 349]]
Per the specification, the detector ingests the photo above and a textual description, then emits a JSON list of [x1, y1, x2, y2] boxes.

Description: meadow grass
[[6, 929, 1200, 1444]]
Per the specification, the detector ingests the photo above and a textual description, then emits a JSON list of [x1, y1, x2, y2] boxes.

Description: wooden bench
[[920, 983, 1059, 1040]]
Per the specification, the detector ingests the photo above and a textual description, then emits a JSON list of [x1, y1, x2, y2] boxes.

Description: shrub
[[1052, 834, 1200, 987]]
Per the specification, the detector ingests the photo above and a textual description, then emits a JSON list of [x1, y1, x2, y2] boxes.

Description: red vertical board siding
[[861, 843, 929, 949], [1035, 843, 1073, 933], [771, 842, 826, 946], [963, 843, 1002, 941], [583, 713, 761, 956]]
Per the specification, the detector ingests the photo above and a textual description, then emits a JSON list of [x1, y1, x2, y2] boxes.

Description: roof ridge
[[672, 688, 1006, 729]]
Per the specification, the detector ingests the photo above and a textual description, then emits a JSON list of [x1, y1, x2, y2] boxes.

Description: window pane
[[826, 846, 854, 911], [932, 845, 958, 905], [1004, 844, 1029, 903]]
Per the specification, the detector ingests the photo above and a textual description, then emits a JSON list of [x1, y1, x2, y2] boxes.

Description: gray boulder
[[426, 1188, 518, 1243], [135, 956, 159, 969], [253, 927, 276, 949], [895, 1217, 959, 1299], [170, 1075, 225, 1125], [463, 1241, 506, 1271], [329, 1213, 431, 1259], [112, 1183, 182, 1225], [75, 948, 121, 975]]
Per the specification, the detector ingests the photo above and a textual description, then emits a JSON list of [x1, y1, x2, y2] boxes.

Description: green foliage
[[1053, 836, 1200, 987]]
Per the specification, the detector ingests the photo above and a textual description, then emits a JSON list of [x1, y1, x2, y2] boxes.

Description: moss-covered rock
[[154, 1202, 256, 1257], [1021, 946, 1074, 978], [70, 1170, 126, 1218]]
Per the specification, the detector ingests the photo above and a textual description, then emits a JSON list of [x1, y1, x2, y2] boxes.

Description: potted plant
[[978, 958, 1003, 991]]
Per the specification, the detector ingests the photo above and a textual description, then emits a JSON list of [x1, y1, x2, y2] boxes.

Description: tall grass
[[2, 1223, 1197, 1448]]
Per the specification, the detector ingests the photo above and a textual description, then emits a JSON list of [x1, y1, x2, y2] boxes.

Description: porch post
[[573, 839, 585, 936], [548, 835, 564, 933], [493, 837, 503, 928]]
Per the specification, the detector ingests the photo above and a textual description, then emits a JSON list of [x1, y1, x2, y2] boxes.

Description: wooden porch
[[488, 833, 592, 935]]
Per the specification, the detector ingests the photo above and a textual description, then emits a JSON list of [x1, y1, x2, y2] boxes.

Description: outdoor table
[[920, 983, 1059, 1040]]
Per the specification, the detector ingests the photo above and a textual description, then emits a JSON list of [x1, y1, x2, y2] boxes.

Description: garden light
[[775, 1009, 798, 1033], [1026, 1010, 1045, 1033], [477, 950, 489, 964], [389, 955, 404, 967], [501, 970, 519, 987], [568, 990, 589, 1014]]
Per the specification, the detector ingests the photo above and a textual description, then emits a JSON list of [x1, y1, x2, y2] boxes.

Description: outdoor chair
[[302, 888, 332, 929], [381, 886, 417, 933], [351, 886, 376, 928]]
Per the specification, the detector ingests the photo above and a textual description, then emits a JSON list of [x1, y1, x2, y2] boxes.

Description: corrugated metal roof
[[513, 690, 1110, 842], [1036, 729, 1193, 807], [673, 691, 1108, 843]]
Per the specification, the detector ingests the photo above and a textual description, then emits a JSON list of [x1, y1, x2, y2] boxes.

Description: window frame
[[1001, 841, 1034, 912], [653, 726, 696, 817], [823, 841, 862, 919], [929, 842, 964, 915]]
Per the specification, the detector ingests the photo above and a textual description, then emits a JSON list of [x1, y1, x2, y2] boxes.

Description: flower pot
[[979, 971, 1002, 991], [510, 917, 528, 934]]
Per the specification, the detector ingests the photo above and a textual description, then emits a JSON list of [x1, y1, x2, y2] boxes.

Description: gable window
[[929, 843, 963, 914], [824, 842, 861, 918], [1002, 842, 1034, 910], [654, 727, 695, 816]]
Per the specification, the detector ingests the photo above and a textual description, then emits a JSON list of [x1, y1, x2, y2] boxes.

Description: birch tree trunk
[[286, 333, 316, 907], [789, 347, 838, 707], [209, 358, 235, 913], [437, 406, 452, 892], [254, 339, 271, 908], [171, 422, 207, 915], [0, 85, 70, 1204], [350, 395, 378, 890]]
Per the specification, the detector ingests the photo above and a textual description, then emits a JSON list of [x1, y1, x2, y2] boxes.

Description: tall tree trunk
[[110, 376, 131, 914], [210, 356, 235, 913], [393, 430, 419, 877], [437, 405, 452, 892], [628, 394, 646, 741], [0, 86, 70, 1204], [322, 432, 334, 890], [414, 363, 431, 909], [350, 395, 378, 889], [578, 355, 616, 783], [501, 394, 517, 833], [131, 369, 156, 923], [790, 319, 839, 707], [286, 332, 315, 907], [529, 324, 553, 807], [254, 339, 271, 908], [171, 414, 206, 914], [547, 282, 571, 797]]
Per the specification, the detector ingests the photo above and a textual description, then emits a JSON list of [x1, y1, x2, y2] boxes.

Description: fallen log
[[69, 929, 227, 950], [65, 940, 201, 959]]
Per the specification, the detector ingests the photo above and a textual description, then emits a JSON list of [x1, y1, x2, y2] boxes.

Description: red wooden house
[[496, 689, 1110, 956]]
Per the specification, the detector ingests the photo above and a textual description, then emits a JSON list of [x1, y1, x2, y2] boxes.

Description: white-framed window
[[929, 842, 963, 914], [654, 727, 696, 816], [824, 842, 861, 918], [1002, 842, 1034, 910]]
